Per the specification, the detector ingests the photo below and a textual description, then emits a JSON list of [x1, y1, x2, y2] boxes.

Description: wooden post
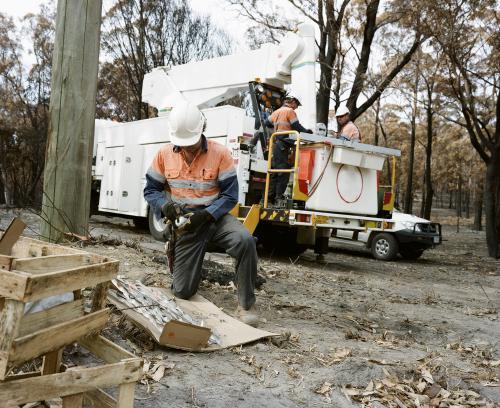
[[40, 0, 103, 242]]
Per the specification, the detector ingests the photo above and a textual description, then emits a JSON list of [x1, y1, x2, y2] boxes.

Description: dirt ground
[[1, 207, 499, 407]]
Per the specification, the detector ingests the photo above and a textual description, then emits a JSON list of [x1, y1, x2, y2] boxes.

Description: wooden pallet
[[0, 221, 143, 406], [0, 334, 143, 407]]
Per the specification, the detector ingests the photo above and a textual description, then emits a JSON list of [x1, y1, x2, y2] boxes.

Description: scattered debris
[[314, 382, 333, 402], [342, 363, 495, 407], [143, 355, 175, 383]]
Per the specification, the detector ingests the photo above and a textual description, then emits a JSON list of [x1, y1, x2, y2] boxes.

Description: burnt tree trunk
[[473, 177, 484, 231], [484, 153, 500, 257], [316, 0, 346, 125], [421, 85, 434, 220], [404, 53, 420, 215], [457, 174, 462, 218], [465, 188, 470, 219], [374, 98, 381, 146]]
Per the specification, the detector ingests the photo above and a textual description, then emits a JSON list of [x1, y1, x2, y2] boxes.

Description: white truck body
[[92, 22, 441, 260]]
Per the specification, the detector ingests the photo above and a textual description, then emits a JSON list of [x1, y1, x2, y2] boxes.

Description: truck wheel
[[148, 208, 168, 241], [399, 246, 424, 260], [371, 233, 398, 261]]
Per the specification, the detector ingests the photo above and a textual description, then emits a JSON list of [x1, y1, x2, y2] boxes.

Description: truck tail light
[[296, 214, 311, 223], [383, 191, 392, 205]]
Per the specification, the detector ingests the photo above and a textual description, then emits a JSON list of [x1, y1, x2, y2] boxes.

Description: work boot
[[235, 305, 259, 327]]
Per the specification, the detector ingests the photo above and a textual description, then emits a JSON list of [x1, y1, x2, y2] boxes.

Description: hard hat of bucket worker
[[169, 100, 207, 146], [284, 95, 302, 106], [335, 105, 350, 117]]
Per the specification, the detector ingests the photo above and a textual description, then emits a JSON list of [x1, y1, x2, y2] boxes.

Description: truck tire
[[148, 208, 168, 241], [371, 233, 398, 261], [399, 246, 424, 260]]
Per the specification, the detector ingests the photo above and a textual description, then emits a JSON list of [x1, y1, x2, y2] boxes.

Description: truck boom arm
[[142, 24, 318, 129]]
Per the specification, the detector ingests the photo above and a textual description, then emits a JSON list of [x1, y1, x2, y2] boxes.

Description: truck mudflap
[[394, 223, 442, 248]]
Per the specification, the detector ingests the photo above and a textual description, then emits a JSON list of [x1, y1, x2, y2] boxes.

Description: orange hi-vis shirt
[[145, 137, 238, 220], [340, 121, 361, 142], [269, 106, 299, 131]]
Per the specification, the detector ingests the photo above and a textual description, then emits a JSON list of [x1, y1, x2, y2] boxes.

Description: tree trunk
[[422, 89, 434, 220], [484, 153, 500, 257], [457, 175, 462, 218], [404, 109, 417, 214], [473, 178, 483, 231], [374, 98, 380, 146], [404, 56, 419, 214], [465, 188, 470, 218]]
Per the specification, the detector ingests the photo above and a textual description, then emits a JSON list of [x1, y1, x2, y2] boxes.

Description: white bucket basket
[[305, 146, 386, 215], [332, 146, 385, 171]]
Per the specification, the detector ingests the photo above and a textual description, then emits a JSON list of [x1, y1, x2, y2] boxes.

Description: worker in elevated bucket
[[335, 105, 361, 142], [266, 95, 313, 206], [143, 101, 259, 327]]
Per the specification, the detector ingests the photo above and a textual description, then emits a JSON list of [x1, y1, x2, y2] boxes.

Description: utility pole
[[40, 0, 103, 242]]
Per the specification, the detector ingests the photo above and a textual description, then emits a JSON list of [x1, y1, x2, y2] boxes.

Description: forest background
[[0, 0, 498, 256]]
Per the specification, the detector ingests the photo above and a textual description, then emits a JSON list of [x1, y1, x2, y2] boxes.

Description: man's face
[[290, 100, 299, 110], [337, 114, 349, 126]]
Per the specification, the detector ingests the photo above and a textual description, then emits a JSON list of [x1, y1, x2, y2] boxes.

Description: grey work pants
[[171, 214, 257, 310]]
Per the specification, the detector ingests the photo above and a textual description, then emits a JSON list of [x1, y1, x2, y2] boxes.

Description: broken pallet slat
[[0, 358, 143, 405], [18, 299, 85, 337], [62, 393, 84, 408], [0, 218, 26, 256], [0, 270, 29, 299], [0, 300, 24, 350], [117, 382, 136, 408], [23, 261, 119, 302], [83, 388, 116, 408], [41, 349, 64, 375], [12, 253, 102, 273], [79, 335, 136, 364], [3, 260, 119, 302], [7, 309, 109, 371], [9, 239, 83, 258], [0, 255, 13, 271]]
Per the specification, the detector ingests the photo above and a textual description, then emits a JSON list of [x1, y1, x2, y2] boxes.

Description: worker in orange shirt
[[144, 101, 259, 327], [335, 106, 361, 142], [266, 96, 312, 206]]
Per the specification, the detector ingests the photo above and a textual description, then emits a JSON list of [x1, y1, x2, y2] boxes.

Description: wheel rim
[[153, 212, 167, 233], [375, 238, 390, 256]]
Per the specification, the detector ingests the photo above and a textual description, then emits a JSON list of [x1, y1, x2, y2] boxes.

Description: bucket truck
[[93, 23, 441, 261]]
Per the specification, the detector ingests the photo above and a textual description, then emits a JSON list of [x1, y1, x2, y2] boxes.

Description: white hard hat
[[335, 105, 350, 117], [169, 100, 206, 146], [285, 95, 302, 106]]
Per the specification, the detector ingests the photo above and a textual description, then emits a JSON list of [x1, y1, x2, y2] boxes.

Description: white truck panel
[[305, 146, 379, 215], [95, 106, 255, 217]]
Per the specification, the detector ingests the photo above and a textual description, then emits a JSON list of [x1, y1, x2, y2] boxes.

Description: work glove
[[184, 210, 214, 233], [161, 202, 184, 223]]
